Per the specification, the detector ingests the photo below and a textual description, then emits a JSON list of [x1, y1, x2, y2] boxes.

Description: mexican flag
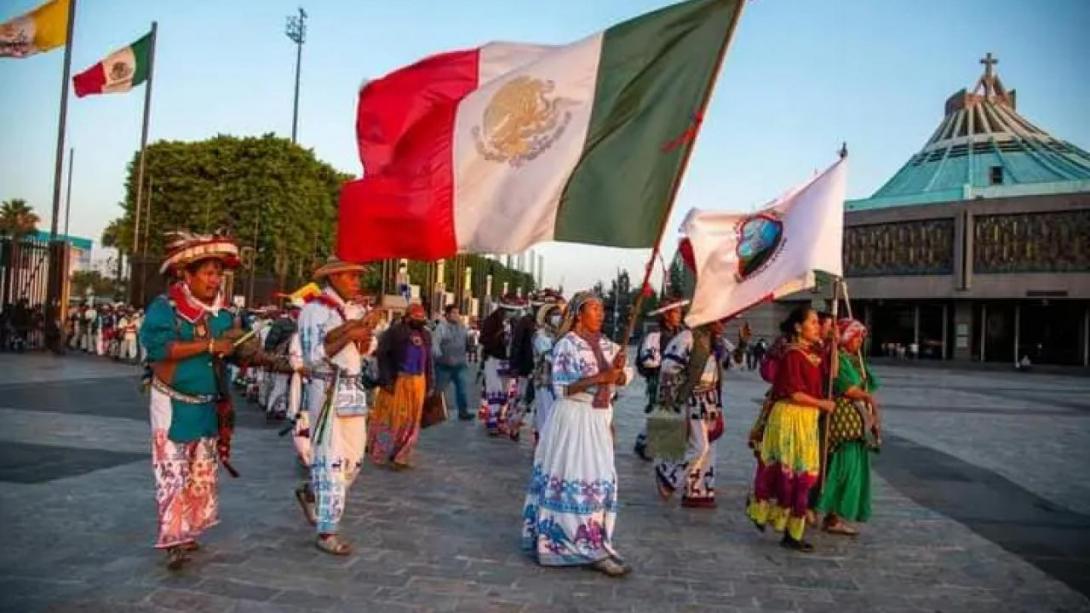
[[337, 0, 744, 262], [72, 31, 151, 97]]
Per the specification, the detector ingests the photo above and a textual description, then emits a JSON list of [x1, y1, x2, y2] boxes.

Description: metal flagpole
[[132, 21, 157, 255], [63, 147, 74, 238], [142, 177, 153, 257], [43, 0, 78, 334], [618, 1, 746, 351]]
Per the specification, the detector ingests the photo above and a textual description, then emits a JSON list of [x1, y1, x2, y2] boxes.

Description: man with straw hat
[[295, 256, 379, 556], [139, 230, 250, 570]]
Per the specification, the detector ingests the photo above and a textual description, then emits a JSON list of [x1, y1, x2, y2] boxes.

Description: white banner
[[683, 157, 847, 328]]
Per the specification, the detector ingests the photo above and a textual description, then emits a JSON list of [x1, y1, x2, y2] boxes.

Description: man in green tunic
[[140, 231, 246, 570]]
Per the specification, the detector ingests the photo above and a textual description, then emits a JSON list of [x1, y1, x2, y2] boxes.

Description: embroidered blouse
[[550, 332, 632, 402]]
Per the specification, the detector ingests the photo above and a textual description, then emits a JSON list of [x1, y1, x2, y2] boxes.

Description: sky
[[1, 0, 1087, 292]]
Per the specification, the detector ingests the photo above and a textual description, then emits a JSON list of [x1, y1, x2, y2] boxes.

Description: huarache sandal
[[315, 535, 352, 556]]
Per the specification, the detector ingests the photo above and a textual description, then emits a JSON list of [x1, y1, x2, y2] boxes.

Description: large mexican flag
[[338, 0, 744, 262], [72, 31, 151, 97]]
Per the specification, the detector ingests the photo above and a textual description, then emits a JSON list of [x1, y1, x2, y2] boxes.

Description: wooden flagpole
[[618, 0, 746, 351], [818, 277, 842, 494]]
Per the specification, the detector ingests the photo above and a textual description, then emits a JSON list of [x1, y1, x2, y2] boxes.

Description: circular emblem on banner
[[472, 76, 572, 167], [735, 212, 785, 281]]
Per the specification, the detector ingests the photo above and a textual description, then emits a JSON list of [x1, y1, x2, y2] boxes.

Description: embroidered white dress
[[521, 332, 632, 566]]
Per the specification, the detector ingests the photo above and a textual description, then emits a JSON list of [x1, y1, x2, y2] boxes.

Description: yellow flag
[[0, 0, 70, 58]]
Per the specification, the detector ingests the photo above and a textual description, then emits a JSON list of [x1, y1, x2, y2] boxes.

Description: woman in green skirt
[[817, 318, 881, 536]]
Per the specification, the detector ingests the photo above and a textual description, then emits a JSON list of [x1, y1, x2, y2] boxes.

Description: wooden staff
[[818, 277, 841, 494]]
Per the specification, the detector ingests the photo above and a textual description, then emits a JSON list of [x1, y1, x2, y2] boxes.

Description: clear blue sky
[[1, 0, 1087, 291]]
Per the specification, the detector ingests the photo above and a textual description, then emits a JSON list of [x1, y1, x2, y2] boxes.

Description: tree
[[107, 134, 352, 282], [70, 270, 123, 299], [0, 199, 40, 240]]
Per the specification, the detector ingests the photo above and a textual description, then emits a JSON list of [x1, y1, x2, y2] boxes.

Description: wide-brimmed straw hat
[[159, 230, 241, 274], [313, 256, 367, 279]]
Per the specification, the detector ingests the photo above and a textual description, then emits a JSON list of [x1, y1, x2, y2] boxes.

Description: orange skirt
[[368, 374, 426, 467]]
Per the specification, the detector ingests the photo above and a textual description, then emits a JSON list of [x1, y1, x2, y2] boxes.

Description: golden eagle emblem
[[472, 76, 572, 167], [109, 60, 133, 82]]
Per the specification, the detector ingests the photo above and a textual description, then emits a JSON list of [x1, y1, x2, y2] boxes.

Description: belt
[[152, 378, 216, 404], [309, 372, 362, 382]]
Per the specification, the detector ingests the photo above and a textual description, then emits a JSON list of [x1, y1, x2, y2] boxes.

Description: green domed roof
[[848, 54, 1090, 211]]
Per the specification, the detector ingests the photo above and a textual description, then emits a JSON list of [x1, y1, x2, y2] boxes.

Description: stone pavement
[[0, 352, 1088, 612]]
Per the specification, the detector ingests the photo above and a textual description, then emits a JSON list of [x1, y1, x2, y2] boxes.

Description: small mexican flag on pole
[[72, 30, 151, 96]]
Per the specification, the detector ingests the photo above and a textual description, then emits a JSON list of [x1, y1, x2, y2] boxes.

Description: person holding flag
[[815, 318, 881, 537], [745, 306, 836, 552], [521, 292, 633, 577]]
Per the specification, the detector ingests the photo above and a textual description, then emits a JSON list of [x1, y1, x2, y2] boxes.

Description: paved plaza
[[0, 352, 1088, 612]]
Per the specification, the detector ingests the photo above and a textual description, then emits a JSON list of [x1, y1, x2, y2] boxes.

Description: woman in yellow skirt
[[746, 306, 835, 552], [369, 304, 432, 469]]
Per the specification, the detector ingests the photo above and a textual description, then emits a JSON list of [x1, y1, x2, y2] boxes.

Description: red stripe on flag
[[339, 47, 480, 262], [72, 62, 107, 97], [336, 175, 456, 262], [356, 48, 480, 174]]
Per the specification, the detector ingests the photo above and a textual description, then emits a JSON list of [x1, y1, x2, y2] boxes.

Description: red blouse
[[771, 344, 826, 400]]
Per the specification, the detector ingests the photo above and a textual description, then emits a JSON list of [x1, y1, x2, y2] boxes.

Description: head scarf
[[557, 291, 601, 338], [837, 318, 867, 348]]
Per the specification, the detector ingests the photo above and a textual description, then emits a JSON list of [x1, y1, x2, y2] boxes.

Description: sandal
[[823, 521, 859, 537], [295, 484, 317, 526], [588, 558, 630, 578], [315, 535, 352, 556], [165, 546, 190, 570], [657, 480, 673, 501]]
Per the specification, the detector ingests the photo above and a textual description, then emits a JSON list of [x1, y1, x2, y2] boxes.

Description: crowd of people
[[28, 229, 882, 578]]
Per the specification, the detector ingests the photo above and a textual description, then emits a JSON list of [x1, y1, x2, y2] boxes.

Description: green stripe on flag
[[130, 31, 153, 86], [555, 0, 741, 247]]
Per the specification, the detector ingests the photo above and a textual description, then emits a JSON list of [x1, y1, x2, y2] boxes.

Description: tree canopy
[[108, 134, 351, 278]]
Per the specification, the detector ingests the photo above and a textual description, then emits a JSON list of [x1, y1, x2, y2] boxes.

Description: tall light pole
[[285, 7, 307, 144]]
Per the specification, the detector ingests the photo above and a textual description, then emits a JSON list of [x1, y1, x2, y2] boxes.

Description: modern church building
[[842, 55, 1090, 366]]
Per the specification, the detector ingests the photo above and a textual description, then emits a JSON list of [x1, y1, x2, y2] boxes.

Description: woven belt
[[152, 378, 216, 404]]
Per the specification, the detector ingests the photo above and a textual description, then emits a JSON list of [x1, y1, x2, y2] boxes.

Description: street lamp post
[[285, 7, 307, 145]]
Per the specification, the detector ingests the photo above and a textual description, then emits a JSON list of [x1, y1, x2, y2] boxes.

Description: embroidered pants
[[152, 432, 219, 548]]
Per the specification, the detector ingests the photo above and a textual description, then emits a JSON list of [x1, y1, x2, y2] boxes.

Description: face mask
[[548, 314, 562, 327]]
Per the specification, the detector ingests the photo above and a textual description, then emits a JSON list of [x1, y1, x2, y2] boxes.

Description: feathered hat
[[159, 230, 241, 275]]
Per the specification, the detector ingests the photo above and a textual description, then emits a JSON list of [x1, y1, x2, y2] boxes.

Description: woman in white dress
[[521, 292, 633, 577]]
